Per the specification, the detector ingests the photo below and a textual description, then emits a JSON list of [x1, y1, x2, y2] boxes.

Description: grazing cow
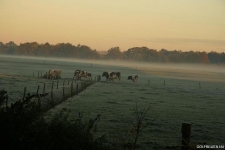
[[87, 73, 92, 78], [74, 70, 91, 80], [128, 75, 138, 83], [74, 70, 81, 78], [102, 72, 120, 82], [48, 69, 62, 79]]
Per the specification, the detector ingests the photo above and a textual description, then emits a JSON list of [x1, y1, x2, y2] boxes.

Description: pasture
[[0, 55, 225, 149]]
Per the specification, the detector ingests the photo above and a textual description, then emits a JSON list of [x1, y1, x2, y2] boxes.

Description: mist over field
[[2, 54, 224, 83], [2, 54, 224, 73]]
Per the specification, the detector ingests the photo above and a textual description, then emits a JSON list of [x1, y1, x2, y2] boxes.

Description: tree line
[[0, 41, 224, 64]]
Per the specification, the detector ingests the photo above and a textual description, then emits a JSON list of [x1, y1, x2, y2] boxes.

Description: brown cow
[[48, 69, 62, 79]]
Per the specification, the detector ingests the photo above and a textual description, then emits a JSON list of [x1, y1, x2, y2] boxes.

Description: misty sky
[[1, 0, 225, 52]]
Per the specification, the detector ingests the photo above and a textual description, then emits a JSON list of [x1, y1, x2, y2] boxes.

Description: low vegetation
[[0, 90, 113, 150], [0, 90, 155, 150]]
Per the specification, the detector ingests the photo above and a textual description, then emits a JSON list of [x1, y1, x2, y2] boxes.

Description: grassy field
[[1, 55, 225, 149]]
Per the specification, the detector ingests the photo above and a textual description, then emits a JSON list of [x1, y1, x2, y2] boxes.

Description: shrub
[[0, 90, 114, 150]]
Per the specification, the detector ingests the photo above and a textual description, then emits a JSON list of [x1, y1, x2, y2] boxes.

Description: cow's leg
[[76, 75, 79, 80]]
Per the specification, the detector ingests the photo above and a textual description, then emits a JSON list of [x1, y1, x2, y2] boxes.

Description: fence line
[[3, 74, 99, 112], [31, 70, 205, 92], [24, 70, 206, 109]]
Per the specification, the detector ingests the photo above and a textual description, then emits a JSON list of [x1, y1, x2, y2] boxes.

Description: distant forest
[[0, 41, 225, 64]]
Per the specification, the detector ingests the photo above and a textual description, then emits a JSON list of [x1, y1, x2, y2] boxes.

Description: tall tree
[[105, 47, 123, 60], [200, 52, 210, 63]]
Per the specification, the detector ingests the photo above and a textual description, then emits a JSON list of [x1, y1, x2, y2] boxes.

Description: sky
[[0, 0, 225, 52]]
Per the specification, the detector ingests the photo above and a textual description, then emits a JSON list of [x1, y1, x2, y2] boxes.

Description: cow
[[48, 69, 62, 79], [74, 70, 91, 80], [87, 73, 92, 78], [127, 75, 138, 83], [102, 72, 120, 82], [74, 70, 81, 79]]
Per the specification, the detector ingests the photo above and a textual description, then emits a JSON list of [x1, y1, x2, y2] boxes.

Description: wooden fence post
[[51, 91, 54, 108], [36, 85, 41, 106], [43, 83, 45, 93], [23, 87, 26, 101], [52, 81, 54, 91], [77, 83, 78, 94], [62, 79, 65, 100], [5, 95, 8, 108], [96, 75, 101, 82], [181, 123, 191, 150], [51, 82, 54, 108], [71, 82, 73, 97], [36, 85, 40, 95]]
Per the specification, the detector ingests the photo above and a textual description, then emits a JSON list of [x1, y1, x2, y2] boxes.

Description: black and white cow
[[74, 70, 91, 80], [102, 72, 120, 82], [74, 70, 81, 78], [127, 75, 138, 83]]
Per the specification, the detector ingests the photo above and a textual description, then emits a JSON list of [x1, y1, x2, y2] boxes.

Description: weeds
[[0, 90, 113, 150], [1, 90, 160, 150], [107, 102, 157, 150]]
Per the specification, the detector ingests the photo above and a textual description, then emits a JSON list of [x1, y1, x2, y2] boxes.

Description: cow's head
[[102, 72, 107, 77], [87, 73, 91, 77], [81, 71, 87, 75], [74, 70, 81, 76], [127, 76, 132, 80]]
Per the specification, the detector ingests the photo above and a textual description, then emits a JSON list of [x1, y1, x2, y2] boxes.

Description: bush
[[0, 90, 114, 150]]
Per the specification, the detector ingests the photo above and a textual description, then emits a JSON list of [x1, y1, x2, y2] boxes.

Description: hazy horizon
[[1, 54, 224, 73], [1, 0, 225, 52]]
